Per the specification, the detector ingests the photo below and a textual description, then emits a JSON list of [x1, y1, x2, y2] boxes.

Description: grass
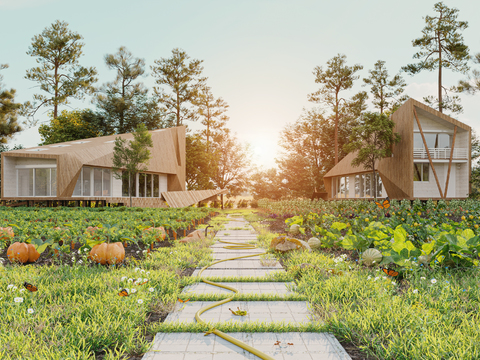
[[0, 226, 216, 360], [277, 243, 480, 359], [180, 293, 307, 302], [147, 320, 322, 334]]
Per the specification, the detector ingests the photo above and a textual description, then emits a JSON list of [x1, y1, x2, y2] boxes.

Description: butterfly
[[375, 197, 390, 210], [118, 289, 129, 297], [274, 341, 281, 346], [178, 298, 190, 303], [382, 268, 399, 277], [287, 343, 294, 346], [24, 282, 38, 292]]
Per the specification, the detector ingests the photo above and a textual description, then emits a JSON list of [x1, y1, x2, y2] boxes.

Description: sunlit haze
[[2, 0, 480, 168]]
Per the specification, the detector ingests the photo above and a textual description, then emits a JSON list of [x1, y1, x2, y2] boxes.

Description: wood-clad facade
[[323, 99, 471, 200], [1, 126, 227, 207]]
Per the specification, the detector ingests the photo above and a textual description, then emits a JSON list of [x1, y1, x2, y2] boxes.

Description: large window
[[414, 133, 452, 149], [335, 172, 382, 198], [17, 168, 56, 197], [73, 167, 112, 197], [414, 163, 429, 181], [121, 172, 161, 198]]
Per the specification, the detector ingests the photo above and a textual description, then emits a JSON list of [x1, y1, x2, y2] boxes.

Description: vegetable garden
[[254, 198, 480, 359], [0, 206, 219, 360]]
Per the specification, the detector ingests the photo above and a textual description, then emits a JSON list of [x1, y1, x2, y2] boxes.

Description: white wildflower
[[137, 299, 143, 304], [413, 289, 418, 294], [130, 288, 137, 294], [135, 267, 140, 272], [374, 277, 379, 281], [27, 308, 34, 314], [121, 276, 127, 281], [431, 278, 437, 284], [149, 287, 154, 292], [19, 289, 25, 293], [140, 269, 145, 273], [367, 276, 372, 280], [421, 277, 426, 280], [128, 278, 133, 283], [7, 284, 13, 290], [14, 297, 23, 303]]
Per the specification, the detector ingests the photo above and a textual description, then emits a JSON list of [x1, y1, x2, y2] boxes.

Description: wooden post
[[221, 194, 224, 210], [413, 108, 444, 198], [444, 126, 457, 198]]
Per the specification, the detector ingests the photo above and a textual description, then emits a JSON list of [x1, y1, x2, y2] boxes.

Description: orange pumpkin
[[7, 242, 40, 264], [143, 227, 166, 242], [89, 242, 125, 265]]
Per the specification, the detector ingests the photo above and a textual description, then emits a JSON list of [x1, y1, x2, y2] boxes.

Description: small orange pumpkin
[[7, 242, 40, 264], [89, 242, 125, 265]]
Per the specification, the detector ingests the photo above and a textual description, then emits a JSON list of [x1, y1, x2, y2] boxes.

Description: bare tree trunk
[[372, 159, 377, 200]]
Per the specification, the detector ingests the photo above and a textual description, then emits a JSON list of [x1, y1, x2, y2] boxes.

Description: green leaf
[[341, 234, 357, 250], [393, 226, 407, 243], [31, 238, 52, 254], [331, 222, 348, 231]]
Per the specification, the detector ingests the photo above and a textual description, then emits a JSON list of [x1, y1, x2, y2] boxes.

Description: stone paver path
[[142, 215, 352, 360]]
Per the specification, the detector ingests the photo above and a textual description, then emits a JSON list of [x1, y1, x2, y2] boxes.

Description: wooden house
[[323, 99, 471, 200], [1, 126, 227, 207]]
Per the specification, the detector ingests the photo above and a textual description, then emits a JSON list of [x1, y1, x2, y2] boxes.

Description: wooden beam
[[413, 108, 444, 198], [444, 126, 457, 198]]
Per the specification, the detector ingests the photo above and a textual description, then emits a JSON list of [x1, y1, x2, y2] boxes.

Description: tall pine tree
[[25, 20, 97, 121], [402, 2, 469, 114]]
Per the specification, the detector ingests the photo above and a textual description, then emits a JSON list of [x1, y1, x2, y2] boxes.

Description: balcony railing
[[413, 148, 468, 160]]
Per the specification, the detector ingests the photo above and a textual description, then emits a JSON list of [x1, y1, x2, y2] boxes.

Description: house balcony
[[413, 148, 468, 160]]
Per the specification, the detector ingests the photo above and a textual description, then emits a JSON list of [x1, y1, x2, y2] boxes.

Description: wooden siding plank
[[413, 108, 443, 198], [162, 189, 228, 208]]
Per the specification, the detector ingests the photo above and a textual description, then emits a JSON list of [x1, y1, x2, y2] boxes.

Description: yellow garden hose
[[194, 239, 276, 360]]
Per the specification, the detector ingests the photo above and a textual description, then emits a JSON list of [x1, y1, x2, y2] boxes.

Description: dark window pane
[[35, 168, 49, 196], [94, 168, 102, 196], [414, 164, 421, 181], [153, 175, 159, 197], [146, 174, 152, 197], [103, 169, 110, 196], [122, 172, 129, 197], [83, 168, 91, 196], [18, 169, 33, 196], [423, 163, 429, 181], [437, 134, 450, 148], [139, 173, 146, 197]]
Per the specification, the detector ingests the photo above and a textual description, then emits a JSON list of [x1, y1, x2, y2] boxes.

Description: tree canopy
[[402, 2, 469, 114], [309, 54, 366, 165], [363, 60, 408, 114], [38, 109, 109, 145], [151, 48, 206, 127], [111, 124, 153, 207], [25, 20, 97, 121], [344, 112, 401, 198], [96, 46, 163, 134], [0, 64, 22, 143]]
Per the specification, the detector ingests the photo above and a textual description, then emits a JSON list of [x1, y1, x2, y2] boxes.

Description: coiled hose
[[195, 238, 276, 360]]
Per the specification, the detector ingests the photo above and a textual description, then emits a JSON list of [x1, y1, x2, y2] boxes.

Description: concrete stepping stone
[[143, 332, 352, 360], [166, 301, 310, 324], [143, 215, 352, 360], [182, 282, 296, 296]]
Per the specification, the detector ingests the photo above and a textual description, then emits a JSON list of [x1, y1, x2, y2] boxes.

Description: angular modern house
[[323, 99, 471, 200], [1, 126, 226, 207]]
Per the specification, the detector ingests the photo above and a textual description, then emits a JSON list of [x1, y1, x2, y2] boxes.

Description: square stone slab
[[165, 301, 310, 324], [142, 332, 352, 360]]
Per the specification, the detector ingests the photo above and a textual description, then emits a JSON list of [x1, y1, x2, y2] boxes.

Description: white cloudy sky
[[1, 0, 479, 168]]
